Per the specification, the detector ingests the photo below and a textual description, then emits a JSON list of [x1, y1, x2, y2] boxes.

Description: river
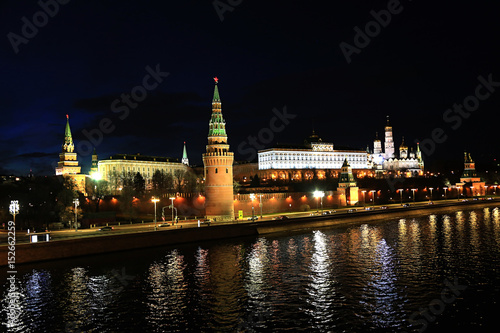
[[2, 205, 500, 332]]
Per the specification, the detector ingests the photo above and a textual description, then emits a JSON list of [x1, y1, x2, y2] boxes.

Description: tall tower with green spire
[[55, 115, 86, 194], [202, 77, 235, 221], [337, 158, 359, 206], [56, 115, 81, 175], [182, 142, 189, 166]]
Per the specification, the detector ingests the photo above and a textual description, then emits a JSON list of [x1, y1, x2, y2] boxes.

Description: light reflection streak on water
[[493, 208, 500, 246], [64, 267, 91, 328], [469, 211, 479, 252], [145, 249, 187, 331], [305, 230, 335, 330]]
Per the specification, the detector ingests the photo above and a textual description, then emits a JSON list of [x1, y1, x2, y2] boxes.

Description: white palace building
[[257, 116, 424, 181]]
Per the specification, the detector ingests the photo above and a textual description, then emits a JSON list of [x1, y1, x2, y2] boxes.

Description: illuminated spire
[[62, 114, 74, 153], [208, 77, 227, 140], [182, 141, 189, 165]]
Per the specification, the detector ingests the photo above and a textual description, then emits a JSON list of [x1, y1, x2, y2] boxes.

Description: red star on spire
[[213, 77, 218, 84], [66, 114, 69, 119]]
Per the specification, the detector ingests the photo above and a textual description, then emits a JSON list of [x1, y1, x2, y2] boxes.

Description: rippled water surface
[[3, 206, 500, 332]]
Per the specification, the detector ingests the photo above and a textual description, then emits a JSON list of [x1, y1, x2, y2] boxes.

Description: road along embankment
[[1, 200, 498, 266]]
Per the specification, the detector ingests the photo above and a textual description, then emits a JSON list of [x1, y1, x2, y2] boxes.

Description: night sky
[[1, 0, 499, 176]]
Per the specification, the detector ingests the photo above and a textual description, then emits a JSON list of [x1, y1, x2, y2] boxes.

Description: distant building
[[367, 116, 424, 177], [457, 152, 486, 196], [96, 153, 189, 189], [257, 131, 371, 182], [55, 115, 86, 194]]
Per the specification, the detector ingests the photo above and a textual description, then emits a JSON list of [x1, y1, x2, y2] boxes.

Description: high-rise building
[[202, 78, 235, 221]]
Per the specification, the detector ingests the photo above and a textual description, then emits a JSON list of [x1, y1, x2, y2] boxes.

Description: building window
[[226, 168, 228, 173], [215, 168, 218, 173]]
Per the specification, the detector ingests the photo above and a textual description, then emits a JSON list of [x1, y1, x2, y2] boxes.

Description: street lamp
[[370, 190, 376, 206], [152, 197, 160, 230], [397, 189, 403, 205], [411, 189, 417, 203], [259, 194, 264, 218], [429, 188, 433, 202], [493, 185, 498, 196], [362, 190, 366, 207], [73, 198, 79, 232], [484, 185, 488, 196], [169, 197, 176, 224], [313, 191, 324, 213], [443, 187, 448, 200], [9, 200, 19, 224], [250, 193, 256, 221], [457, 186, 461, 201]]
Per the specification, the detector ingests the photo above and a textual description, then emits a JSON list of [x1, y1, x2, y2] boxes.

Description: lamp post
[[258, 194, 263, 219], [429, 187, 433, 202], [169, 197, 175, 224], [152, 197, 160, 230], [313, 191, 324, 213], [411, 189, 417, 203], [370, 190, 376, 206], [397, 189, 403, 205], [457, 186, 461, 201], [443, 187, 448, 200], [250, 193, 256, 221], [470, 186, 474, 197], [484, 185, 488, 196], [9, 200, 19, 224], [493, 185, 498, 196], [362, 190, 366, 207], [73, 198, 79, 232]]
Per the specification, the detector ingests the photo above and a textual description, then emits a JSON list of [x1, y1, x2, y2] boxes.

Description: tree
[[55, 177, 78, 226], [86, 178, 110, 212], [173, 169, 186, 193], [133, 172, 145, 197], [151, 170, 174, 197]]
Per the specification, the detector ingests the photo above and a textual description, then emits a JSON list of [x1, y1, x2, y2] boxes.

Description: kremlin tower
[[55, 115, 86, 193], [384, 115, 395, 159], [202, 78, 235, 221]]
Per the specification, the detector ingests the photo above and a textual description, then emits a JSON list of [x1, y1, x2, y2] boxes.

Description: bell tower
[[202, 78, 235, 221]]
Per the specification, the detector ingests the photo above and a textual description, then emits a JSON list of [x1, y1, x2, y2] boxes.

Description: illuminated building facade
[[457, 152, 485, 196], [55, 115, 86, 193], [202, 78, 235, 221], [368, 116, 424, 177], [258, 132, 371, 181], [96, 153, 189, 188]]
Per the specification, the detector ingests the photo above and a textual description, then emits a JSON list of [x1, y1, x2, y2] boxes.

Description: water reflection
[[145, 249, 187, 331], [2, 205, 500, 332], [305, 230, 335, 330]]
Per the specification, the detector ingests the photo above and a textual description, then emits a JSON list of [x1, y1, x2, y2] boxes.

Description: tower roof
[[62, 114, 74, 153], [400, 136, 407, 149], [183, 142, 188, 159], [208, 77, 227, 139], [213, 77, 220, 102]]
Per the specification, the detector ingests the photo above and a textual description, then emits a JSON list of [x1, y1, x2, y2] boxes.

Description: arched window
[[215, 168, 218, 173]]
